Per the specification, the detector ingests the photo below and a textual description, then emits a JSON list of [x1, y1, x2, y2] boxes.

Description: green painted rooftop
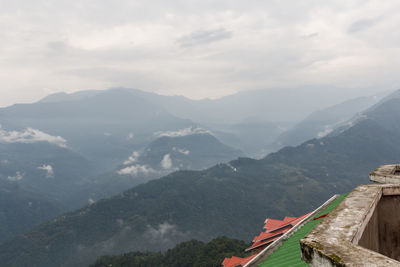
[[258, 194, 347, 267]]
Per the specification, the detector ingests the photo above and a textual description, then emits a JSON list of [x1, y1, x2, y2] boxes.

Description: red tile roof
[[247, 213, 310, 252], [263, 218, 286, 230], [223, 212, 310, 265], [222, 255, 256, 267], [247, 227, 289, 251]]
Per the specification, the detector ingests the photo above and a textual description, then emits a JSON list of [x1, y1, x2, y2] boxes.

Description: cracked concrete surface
[[301, 184, 400, 267]]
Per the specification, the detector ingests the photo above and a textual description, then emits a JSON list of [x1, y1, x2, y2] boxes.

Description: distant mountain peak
[[38, 90, 101, 103]]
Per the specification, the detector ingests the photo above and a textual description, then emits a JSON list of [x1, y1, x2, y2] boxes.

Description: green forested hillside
[[0, 180, 64, 242], [90, 237, 249, 267], [1, 99, 400, 267], [0, 142, 93, 208], [0, 142, 92, 243]]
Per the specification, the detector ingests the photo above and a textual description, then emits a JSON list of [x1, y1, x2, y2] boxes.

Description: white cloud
[[155, 127, 212, 138], [172, 147, 190, 155], [161, 154, 172, 169], [226, 163, 238, 172], [316, 127, 334, 138], [126, 132, 134, 140], [37, 164, 54, 178], [0, 126, 67, 147], [123, 151, 140, 165], [144, 222, 189, 245], [88, 198, 95, 205], [7, 171, 24, 181], [145, 222, 176, 241], [117, 164, 156, 175], [0, 1, 399, 107]]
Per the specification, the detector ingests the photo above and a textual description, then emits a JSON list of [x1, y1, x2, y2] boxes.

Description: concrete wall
[[301, 185, 400, 266], [377, 195, 400, 260], [358, 202, 380, 253], [359, 195, 400, 261]]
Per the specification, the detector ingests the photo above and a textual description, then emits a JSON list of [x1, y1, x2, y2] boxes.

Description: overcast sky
[[1, 0, 399, 107]]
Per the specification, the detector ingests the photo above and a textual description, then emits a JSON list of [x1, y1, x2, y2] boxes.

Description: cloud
[[117, 164, 156, 176], [155, 127, 212, 138], [37, 164, 54, 178], [348, 17, 381, 33], [177, 28, 233, 47], [172, 147, 190, 155], [225, 163, 238, 172], [126, 132, 134, 140], [0, 126, 67, 147], [7, 171, 24, 181], [316, 127, 334, 138], [1, 1, 400, 106], [123, 151, 140, 165], [142, 222, 190, 249], [116, 218, 124, 227], [161, 154, 172, 169], [145, 222, 179, 243]]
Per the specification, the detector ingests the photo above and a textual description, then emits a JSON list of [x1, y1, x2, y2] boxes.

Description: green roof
[[258, 194, 347, 267]]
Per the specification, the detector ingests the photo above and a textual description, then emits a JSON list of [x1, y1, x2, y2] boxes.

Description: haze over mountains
[[0, 87, 387, 244], [79, 131, 243, 201], [0, 88, 398, 266], [1, 87, 384, 156], [275, 94, 383, 147]]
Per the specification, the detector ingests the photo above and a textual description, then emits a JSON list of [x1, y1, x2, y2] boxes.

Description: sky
[[1, 0, 400, 107]]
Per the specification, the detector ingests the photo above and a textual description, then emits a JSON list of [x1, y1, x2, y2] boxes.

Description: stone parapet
[[370, 164, 400, 184], [300, 184, 400, 266]]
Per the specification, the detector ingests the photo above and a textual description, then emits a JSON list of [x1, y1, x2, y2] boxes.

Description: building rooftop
[[301, 184, 400, 266], [253, 194, 346, 267], [246, 213, 309, 253], [222, 195, 346, 267], [222, 213, 309, 267], [222, 255, 256, 267], [370, 164, 400, 184]]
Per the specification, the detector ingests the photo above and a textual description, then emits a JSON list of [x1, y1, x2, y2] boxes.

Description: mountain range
[[0, 88, 251, 243], [1, 89, 399, 266]]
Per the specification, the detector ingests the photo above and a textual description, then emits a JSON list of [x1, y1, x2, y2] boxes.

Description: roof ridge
[[243, 194, 340, 267]]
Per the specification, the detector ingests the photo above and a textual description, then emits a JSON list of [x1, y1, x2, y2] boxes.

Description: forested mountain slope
[[0, 180, 64, 243], [90, 237, 249, 267], [1, 98, 400, 267]]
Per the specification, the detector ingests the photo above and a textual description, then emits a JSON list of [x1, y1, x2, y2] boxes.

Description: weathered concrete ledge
[[300, 184, 400, 267], [370, 164, 400, 184]]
